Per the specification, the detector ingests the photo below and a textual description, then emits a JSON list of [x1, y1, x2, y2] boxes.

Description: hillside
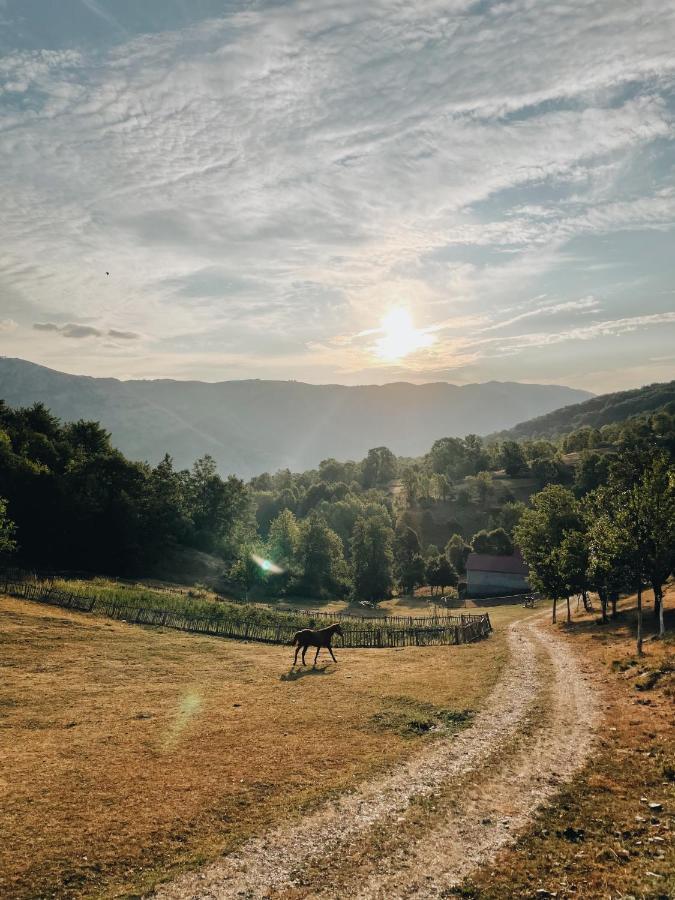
[[492, 380, 675, 442], [0, 358, 591, 477]]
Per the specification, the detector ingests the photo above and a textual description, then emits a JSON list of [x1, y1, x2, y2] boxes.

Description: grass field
[[0, 593, 541, 899]]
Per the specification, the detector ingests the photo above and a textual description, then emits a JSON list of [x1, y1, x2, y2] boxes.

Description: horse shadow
[[279, 663, 334, 682]]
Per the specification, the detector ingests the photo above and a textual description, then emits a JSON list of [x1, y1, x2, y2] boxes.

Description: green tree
[[445, 533, 470, 575], [268, 508, 301, 567], [0, 497, 17, 554], [497, 501, 527, 535], [362, 447, 398, 488], [401, 468, 420, 505], [514, 485, 583, 623], [351, 514, 395, 602], [471, 470, 495, 506], [427, 555, 458, 595], [428, 437, 467, 479], [399, 552, 426, 594], [471, 528, 513, 556], [599, 448, 675, 640], [499, 441, 529, 477], [297, 517, 350, 598]]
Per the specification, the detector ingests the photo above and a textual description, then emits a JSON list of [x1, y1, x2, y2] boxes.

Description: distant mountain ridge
[[493, 380, 675, 442], [0, 357, 592, 477]]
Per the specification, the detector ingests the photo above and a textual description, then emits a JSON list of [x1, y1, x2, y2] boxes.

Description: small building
[[465, 549, 530, 598]]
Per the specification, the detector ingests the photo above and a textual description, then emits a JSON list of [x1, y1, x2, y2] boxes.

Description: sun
[[373, 308, 435, 361]]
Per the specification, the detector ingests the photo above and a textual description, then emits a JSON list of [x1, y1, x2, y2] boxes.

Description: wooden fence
[[2, 580, 492, 648]]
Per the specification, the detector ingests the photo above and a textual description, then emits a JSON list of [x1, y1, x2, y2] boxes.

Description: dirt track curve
[[153, 616, 600, 899]]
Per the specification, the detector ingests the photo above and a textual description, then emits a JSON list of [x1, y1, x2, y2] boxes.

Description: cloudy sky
[[1, 0, 674, 392]]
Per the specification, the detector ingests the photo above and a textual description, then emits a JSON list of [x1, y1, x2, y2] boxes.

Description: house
[[465, 549, 530, 598]]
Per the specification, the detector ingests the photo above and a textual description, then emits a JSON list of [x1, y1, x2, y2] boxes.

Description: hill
[[492, 380, 675, 443], [0, 358, 591, 477]]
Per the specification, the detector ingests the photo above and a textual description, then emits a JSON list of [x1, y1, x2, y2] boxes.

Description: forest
[[0, 396, 673, 621]]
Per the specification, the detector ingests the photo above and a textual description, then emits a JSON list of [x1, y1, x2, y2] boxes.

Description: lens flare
[[251, 553, 284, 575]]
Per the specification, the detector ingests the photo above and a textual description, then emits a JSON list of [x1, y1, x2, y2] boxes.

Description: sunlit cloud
[[1, 2, 674, 389]]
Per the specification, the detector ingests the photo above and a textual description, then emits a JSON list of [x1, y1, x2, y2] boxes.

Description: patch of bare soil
[[153, 616, 600, 899]]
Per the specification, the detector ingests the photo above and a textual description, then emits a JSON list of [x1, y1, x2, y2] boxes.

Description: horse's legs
[[328, 645, 337, 663], [314, 646, 321, 665], [293, 644, 300, 665], [301, 646, 307, 665]]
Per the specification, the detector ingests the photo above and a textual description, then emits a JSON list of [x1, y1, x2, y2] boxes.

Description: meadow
[[0, 591, 540, 899]]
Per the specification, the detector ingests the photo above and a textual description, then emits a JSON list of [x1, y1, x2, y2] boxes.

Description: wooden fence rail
[[2, 580, 492, 648]]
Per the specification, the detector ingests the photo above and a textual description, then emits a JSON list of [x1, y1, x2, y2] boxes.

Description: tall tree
[[362, 447, 398, 488], [514, 485, 583, 624], [297, 517, 350, 598], [351, 514, 395, 602]]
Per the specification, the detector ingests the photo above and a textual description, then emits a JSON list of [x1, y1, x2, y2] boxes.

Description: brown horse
[[292, 623, 343, 666]]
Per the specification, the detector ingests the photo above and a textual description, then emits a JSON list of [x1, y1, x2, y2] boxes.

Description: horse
[[291, 623, 343, 666]]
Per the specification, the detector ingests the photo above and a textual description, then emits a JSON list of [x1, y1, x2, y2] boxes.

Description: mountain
[[493, 380, 675, 442], [0, 358, 592, 477]]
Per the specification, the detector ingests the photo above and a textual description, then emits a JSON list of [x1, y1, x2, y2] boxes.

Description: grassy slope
[[0, 595, 536, 899], [459, 586, 675, 899]]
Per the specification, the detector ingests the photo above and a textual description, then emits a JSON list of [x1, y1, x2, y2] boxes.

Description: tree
[[471, 528, 513, 556], [0, 497, 17, 555], [499, 441, 529, 477], [463, 434, 490, 475], [574, 451, 611, 496], [188, 455, 251, 555], [401, 468, 421, 505], [471, 471, 495, 506], [585, 493, 633, 625], [497, 501, 527, 535], [229, 545, 265, 601], [597, 448, 675, 640], [514, 485, 583, 624], [428, 556, 458, 595], [268, 508, 300, 568], [434, 473, 452, 501], [297, 517, 350, 598], [428, 437, 467, 479], [362, 447, 398, 488], [351, 514, 395, 602], [399, 552, 426, 594], [445, 533, 470, 575]]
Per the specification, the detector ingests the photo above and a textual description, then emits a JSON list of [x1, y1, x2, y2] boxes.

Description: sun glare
[[374, 308, 435, 361]]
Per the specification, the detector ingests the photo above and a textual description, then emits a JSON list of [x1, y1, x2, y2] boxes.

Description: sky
[[1, 0, 674, 394]]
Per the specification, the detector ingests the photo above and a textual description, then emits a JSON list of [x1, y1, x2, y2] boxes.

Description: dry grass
[[277, 591, 543, 631], [459, 585, 675, 899], [0, 594, 513, 899]]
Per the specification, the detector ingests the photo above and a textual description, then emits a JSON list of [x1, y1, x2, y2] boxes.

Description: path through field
[[153, 616, 600, 899]]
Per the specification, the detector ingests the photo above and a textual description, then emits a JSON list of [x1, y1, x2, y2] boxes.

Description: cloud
[[107, 328, 140, 340], [0, 318, 17, 332], [32, 322, 140, 340], [60, 323, 102, 338], [3, 2, 675, 388], [479, 296, 602, 333], [32, 321, 103, 338]]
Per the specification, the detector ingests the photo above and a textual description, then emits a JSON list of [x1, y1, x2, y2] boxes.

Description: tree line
[[515, 445, 674, 652], [1, 399, 673, 621]]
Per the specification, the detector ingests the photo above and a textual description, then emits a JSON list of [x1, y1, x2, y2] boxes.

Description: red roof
[[466, 549, 528, 576]]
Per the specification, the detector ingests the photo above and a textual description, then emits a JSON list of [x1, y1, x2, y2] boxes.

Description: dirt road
[[153, 616, 600, 899]]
